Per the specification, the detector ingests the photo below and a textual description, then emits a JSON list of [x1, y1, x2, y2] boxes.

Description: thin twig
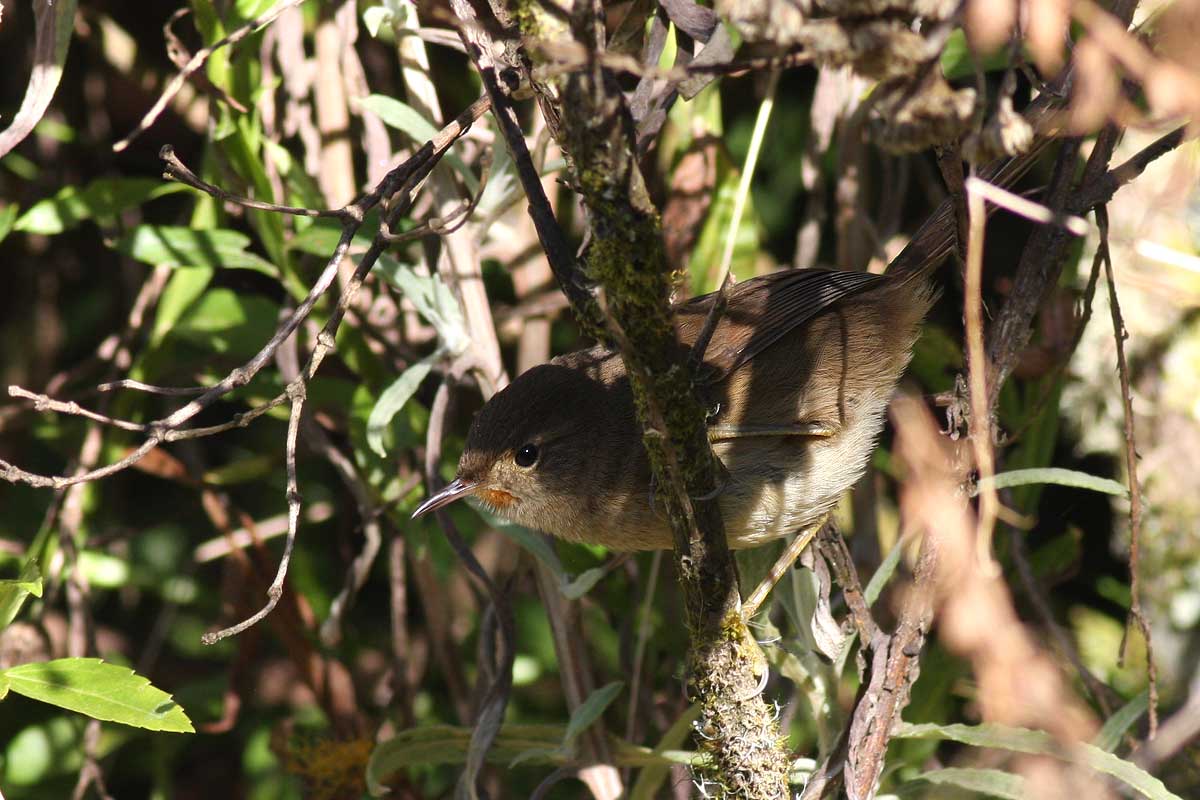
[[964, 179, 999, 570], [2, 95, 489, 493], [113, 0, 309, 152], [97, 379, 207, 396], [450, 0, 607, 340], [966, 176, 1089, 236], [1072, 125, 1190, 212], [159, 145, 346, 219], [1097, 206, 1158, 737], [201, 380, 306, 645], [1135, 671, 1200, 769], [424, 380, 515, 799]]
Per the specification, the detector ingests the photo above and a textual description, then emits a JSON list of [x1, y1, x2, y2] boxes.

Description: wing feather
[[674, 269, 885, 381]]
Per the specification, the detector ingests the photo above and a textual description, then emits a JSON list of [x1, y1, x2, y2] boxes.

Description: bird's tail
[[884, 141, 1054, 285]]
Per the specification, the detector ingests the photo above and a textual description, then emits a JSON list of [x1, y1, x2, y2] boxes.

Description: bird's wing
[[673, 268, 886, 382]]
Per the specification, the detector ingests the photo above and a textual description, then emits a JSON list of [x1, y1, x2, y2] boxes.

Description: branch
[[450, 0, 608, 340], [541, 8, 790, 797], [1097, 207, 1158, 737]]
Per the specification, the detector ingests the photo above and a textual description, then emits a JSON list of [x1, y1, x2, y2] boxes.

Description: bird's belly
[[715, 402, 889, 549]]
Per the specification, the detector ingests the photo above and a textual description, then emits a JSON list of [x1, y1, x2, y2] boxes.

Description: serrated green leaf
[[976, 468, 1128, 498], [1093, 690, 1149, 752], [895, 722, 1181, 800], [113, 225, 277, 276], [15, 179, 187, 235], [367, 356, 435, 457], [1, 658, 194, 733], [905, 766, 1024, 800]]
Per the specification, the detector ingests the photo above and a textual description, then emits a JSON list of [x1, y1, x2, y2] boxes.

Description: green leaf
[[1093, 690, 1149, 752], [0, 203, 19, 244], [367, 356, 436, 457], [941, 29, 1013, 80], [563, 682, 623, 747], [171, 288, 280, 358], [359, 95, 478, 192], [1, 658, 194, 733], [631, 705, 702, 800], [148, 266, 213, 346], [865, 538, 904, 606], [485, 519, 607, 599], [376, 256, 470, 354], [687, 157, 760, 293], [15, 179, 187, 235], [0, 562, 44, 630], [367, 724, 567, 795], [976, 467, 1128, 498], [895, 722, 1182, 800], [368, 723, 702, 796], [113, 225, 277, 276], [287, 218, 376, 256], [904, 767, 1025, 800]]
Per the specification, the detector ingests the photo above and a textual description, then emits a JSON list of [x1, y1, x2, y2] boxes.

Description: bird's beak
[[412, 477, 477, 519]]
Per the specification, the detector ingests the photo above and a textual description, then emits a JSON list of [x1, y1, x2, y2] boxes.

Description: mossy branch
[[533, 7, 791, 798]]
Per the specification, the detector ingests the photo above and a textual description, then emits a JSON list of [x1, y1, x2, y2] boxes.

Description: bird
[[412, 264, 937, 560]]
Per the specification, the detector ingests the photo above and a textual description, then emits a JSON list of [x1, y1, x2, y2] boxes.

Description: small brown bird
[[413, 267, 936, 551]]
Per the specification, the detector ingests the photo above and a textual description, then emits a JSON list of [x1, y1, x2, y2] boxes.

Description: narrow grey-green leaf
[[976, 468, 1128, 497], [359, 95, 477, 192], [895, 722, 1181, 800], [1093, 690, 1149, 752], [367, 357, 435, 457], [905, 767, 1024, 800], [15, 179, 186, 234], [489, 521, 602, 599], [631, 705, 701, 800], [367, 724, 569, 795], [563, 682, 624, 748], [113, 225, 277, 276], [865, 538, 905, 606], [560, 567, 608, 600], [376, 257, 470, 354], [0, 0, 77, 159], [1, 658, 193, 733]]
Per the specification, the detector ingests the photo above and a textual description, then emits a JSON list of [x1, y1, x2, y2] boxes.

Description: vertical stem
[[965, 183, 998, 568]]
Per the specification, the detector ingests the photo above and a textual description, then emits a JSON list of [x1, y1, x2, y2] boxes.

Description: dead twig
[[1097, 206, 1158, 737]]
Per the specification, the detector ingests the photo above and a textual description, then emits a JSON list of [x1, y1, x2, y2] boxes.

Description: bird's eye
[[514, 444, 539, 468]]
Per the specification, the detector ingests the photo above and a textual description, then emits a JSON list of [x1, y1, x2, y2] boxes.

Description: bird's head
[[411, 363, 620, 534]]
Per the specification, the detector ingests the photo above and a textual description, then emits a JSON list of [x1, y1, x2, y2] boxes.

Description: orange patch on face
[[479, 488, 517, 510]]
